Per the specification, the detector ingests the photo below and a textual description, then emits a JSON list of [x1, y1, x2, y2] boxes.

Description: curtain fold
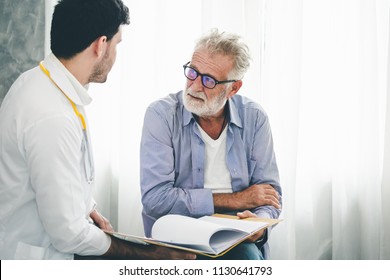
[[265, 0, 389, 259], [331, 0, 383, 260], [380, 9, 390, 258]]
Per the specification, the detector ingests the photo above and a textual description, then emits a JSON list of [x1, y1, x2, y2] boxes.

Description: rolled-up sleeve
[[251, 110, 282, 220]]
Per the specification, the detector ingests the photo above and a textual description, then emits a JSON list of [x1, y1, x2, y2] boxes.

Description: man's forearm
[[213, 184, 281, 213], [213, 192, 244, 212], [100, 235, 197, 260]]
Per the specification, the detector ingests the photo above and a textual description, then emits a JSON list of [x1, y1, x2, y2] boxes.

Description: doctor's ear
[[94, 36, 108, 58]]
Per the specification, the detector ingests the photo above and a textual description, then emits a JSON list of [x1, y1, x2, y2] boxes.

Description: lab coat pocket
[[14, 241, 46, 260]]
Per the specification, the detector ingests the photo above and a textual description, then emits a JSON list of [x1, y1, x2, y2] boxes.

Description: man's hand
[[237, 210, 265, 243], [90, 209, 114, 231], [214, 184, 280, 211], [236, 184, 281, 209]]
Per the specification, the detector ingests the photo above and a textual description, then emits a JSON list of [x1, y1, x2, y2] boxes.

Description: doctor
[[0, 0, 195, 260]]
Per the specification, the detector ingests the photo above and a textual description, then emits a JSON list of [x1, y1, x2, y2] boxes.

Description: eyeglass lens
[[184, 66, 216, 89]]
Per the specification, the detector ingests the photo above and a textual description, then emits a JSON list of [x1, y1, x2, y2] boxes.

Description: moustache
[[186, 89, 206, 100]]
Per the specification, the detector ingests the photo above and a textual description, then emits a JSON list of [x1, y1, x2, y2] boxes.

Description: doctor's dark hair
[[50, 0, 130, 59]]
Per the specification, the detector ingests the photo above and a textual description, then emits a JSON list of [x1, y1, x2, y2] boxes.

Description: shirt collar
[[183, 107, 194, 127], [42, 53, 92, 106], [181, 91, 194, 126], [227, 97, 243, 128]]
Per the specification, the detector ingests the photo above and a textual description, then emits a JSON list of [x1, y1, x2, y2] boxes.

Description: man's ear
[[227, 80, 242, 98], [93, 35, 108, 59]]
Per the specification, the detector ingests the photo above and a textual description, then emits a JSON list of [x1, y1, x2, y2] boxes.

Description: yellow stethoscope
[[39, 62, 94, 184]]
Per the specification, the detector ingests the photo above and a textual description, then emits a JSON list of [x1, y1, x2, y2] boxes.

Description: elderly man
[[140, 29, 282, 260]]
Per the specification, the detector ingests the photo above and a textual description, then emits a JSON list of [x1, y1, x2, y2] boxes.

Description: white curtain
[[262, 0, 390, 259], [45, 0, 390, 259]]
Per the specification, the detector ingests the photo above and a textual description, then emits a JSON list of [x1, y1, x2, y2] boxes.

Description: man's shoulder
[[3, 66, 50, 109], [8, 66, 41, 92], [230, 94, 266, 115]]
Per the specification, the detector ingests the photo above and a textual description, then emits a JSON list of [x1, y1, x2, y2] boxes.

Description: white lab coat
[[0, 54, 111, 259]]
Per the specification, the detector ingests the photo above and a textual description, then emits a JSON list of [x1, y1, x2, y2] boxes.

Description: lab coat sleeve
[[24, 114, 110, 256]]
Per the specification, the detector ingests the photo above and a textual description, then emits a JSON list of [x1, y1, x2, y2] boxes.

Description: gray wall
[[0, 0, 45, 105]]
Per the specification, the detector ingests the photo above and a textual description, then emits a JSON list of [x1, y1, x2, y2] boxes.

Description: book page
[[151, 214, 244, 253], [207, 229, 248, 253], [104, 231, 150, 245], [199, 216, 269, 253], [200, 216, 269, 233]]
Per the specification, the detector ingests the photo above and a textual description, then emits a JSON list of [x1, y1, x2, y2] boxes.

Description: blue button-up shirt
[[140, 91, 282, 243]]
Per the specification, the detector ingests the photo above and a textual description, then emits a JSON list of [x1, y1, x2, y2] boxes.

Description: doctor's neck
[[59, 55, 94, 86]]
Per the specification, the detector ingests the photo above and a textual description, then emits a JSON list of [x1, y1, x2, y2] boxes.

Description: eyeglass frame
[[183, 61, 237, 89]]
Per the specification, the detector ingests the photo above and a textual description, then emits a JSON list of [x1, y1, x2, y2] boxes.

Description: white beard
[[182, 88, 227, 117]]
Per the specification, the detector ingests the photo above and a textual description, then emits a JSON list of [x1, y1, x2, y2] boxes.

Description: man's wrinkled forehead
[[190, 49, 234, 79]]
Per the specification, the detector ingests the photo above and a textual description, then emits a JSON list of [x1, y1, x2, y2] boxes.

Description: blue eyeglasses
[[183, 62, 237, 89]]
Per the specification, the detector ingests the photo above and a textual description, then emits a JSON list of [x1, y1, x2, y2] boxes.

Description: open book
[[106, 214, 281, 258]]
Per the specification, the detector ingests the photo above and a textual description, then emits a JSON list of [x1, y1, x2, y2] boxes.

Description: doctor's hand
[[237, 210, 265, 243], [90, 209, 114, 231], [103, 236, 197, 260]]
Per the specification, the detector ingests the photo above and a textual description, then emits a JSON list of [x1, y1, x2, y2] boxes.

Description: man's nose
[[191, 75, 204, 91]]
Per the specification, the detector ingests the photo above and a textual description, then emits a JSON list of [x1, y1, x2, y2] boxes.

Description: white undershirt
[[198, 124, 233, 193]]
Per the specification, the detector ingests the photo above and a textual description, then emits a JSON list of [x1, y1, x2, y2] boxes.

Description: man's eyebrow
[[189, 63, 218, 80]]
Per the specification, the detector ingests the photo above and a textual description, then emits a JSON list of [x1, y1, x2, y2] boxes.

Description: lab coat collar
[[42, 53, 92, 106]]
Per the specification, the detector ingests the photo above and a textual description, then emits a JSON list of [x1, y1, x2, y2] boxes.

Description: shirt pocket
[[14, 241, 46, 260]]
